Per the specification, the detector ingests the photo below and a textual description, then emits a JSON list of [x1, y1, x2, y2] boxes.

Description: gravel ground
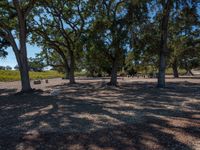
[[0, 77, 199, 150]]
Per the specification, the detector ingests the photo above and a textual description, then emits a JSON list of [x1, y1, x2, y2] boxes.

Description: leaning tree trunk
[[109, 58, 118, 86], [184, 61, 194, 76], [172, 59, 179, 78], [16, 9, 32, 92], [185, 69, 194, 76], [157, 0, 172, 88], [68, 50, 75, 84], [3, 0, 36, 92]]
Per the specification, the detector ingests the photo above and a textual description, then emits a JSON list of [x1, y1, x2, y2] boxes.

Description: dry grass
[[0, 70, 63, 82]]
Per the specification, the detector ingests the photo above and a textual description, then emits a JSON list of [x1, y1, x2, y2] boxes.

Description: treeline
[[0, 66, 12, 70], [0, 0, 199, 92]]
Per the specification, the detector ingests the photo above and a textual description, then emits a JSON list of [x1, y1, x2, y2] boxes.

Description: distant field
[[0, 68, 192, 82], [165, 68, 186, 75], [0, 70, 64, 82]]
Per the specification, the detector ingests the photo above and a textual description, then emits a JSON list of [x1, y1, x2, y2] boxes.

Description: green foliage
[[28, 54, 46, 72], [126, 0, 200, 78], [74, 71, 87, 77], [167, 0, 200, 73], [0, 38, 9, 58]]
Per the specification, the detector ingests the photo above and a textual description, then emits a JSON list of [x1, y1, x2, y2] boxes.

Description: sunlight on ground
[[0, 78, 199, 149]]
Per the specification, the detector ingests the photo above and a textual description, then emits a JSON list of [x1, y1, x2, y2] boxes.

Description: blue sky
[[0, 44, 41, 69]]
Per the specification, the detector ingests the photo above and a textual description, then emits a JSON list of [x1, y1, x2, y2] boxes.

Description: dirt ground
[[0, 77, 199, 150]]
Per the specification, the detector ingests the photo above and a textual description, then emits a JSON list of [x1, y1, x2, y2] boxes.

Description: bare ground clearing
[[0, 77, 199, 150]]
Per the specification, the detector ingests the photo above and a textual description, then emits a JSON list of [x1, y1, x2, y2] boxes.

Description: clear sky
[[0, 44, 41, 69]]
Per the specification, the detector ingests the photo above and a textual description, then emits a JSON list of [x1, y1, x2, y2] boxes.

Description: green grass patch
[[74, 71, 87, 77], [165, 68, 186, 75], [0, 70, 64, 82]]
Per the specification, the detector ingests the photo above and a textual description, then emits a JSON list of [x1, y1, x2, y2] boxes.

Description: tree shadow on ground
[[0, 80, 199, 150], [0, 88, 17, 95]]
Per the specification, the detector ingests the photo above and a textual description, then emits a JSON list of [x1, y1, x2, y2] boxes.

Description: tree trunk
[[109, 58, 118, 86], [2, 0, 35, 92], [69, 68, 75, 84], [18, 54, 32, 92], [16, 6, 32, 92], [68, 50, 75, 84], [64, 66, 70, 79], [172, 59, 179, 78], [63, 59, 70, 79], [185, 69, 194, 76], [157, 0, 172, 88], [158, 52, 166, 87]]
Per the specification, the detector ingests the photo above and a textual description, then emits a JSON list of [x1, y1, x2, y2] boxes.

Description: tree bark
[[158, 52, 166, 87], [13, 0, 32, 92], [157, 0, 172, 88], [68, 50, 75, 84], [172, 59, 179, 78], [18, 54, 31, 92], [185, 69, 194, 76], [184, 61, 194, 76], [64, 65, 70, 79], [109, 58, 118, 86], [62, 57, 70, 79], [6, 32, 31, 92]]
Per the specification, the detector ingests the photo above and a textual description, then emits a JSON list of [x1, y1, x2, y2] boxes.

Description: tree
[[36, 48, 68, 74], [168, 1, 200, 77], [14, 65, 19, 70], [28, 55, 46, 72], [179, 34, 200, 75], [0, 66, 6, 70], [156, 0, 173, 88], [5, 65, 12, 70], [155, 0, 200, 87], [0, 38, 9, 58], [89, 0, 147, 86], [127, 20, 160, 76], [83, 37, 112, 77], [0, 0, 36, 92], [126, 0, 199, 81], [31, 0, 90, 84]]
